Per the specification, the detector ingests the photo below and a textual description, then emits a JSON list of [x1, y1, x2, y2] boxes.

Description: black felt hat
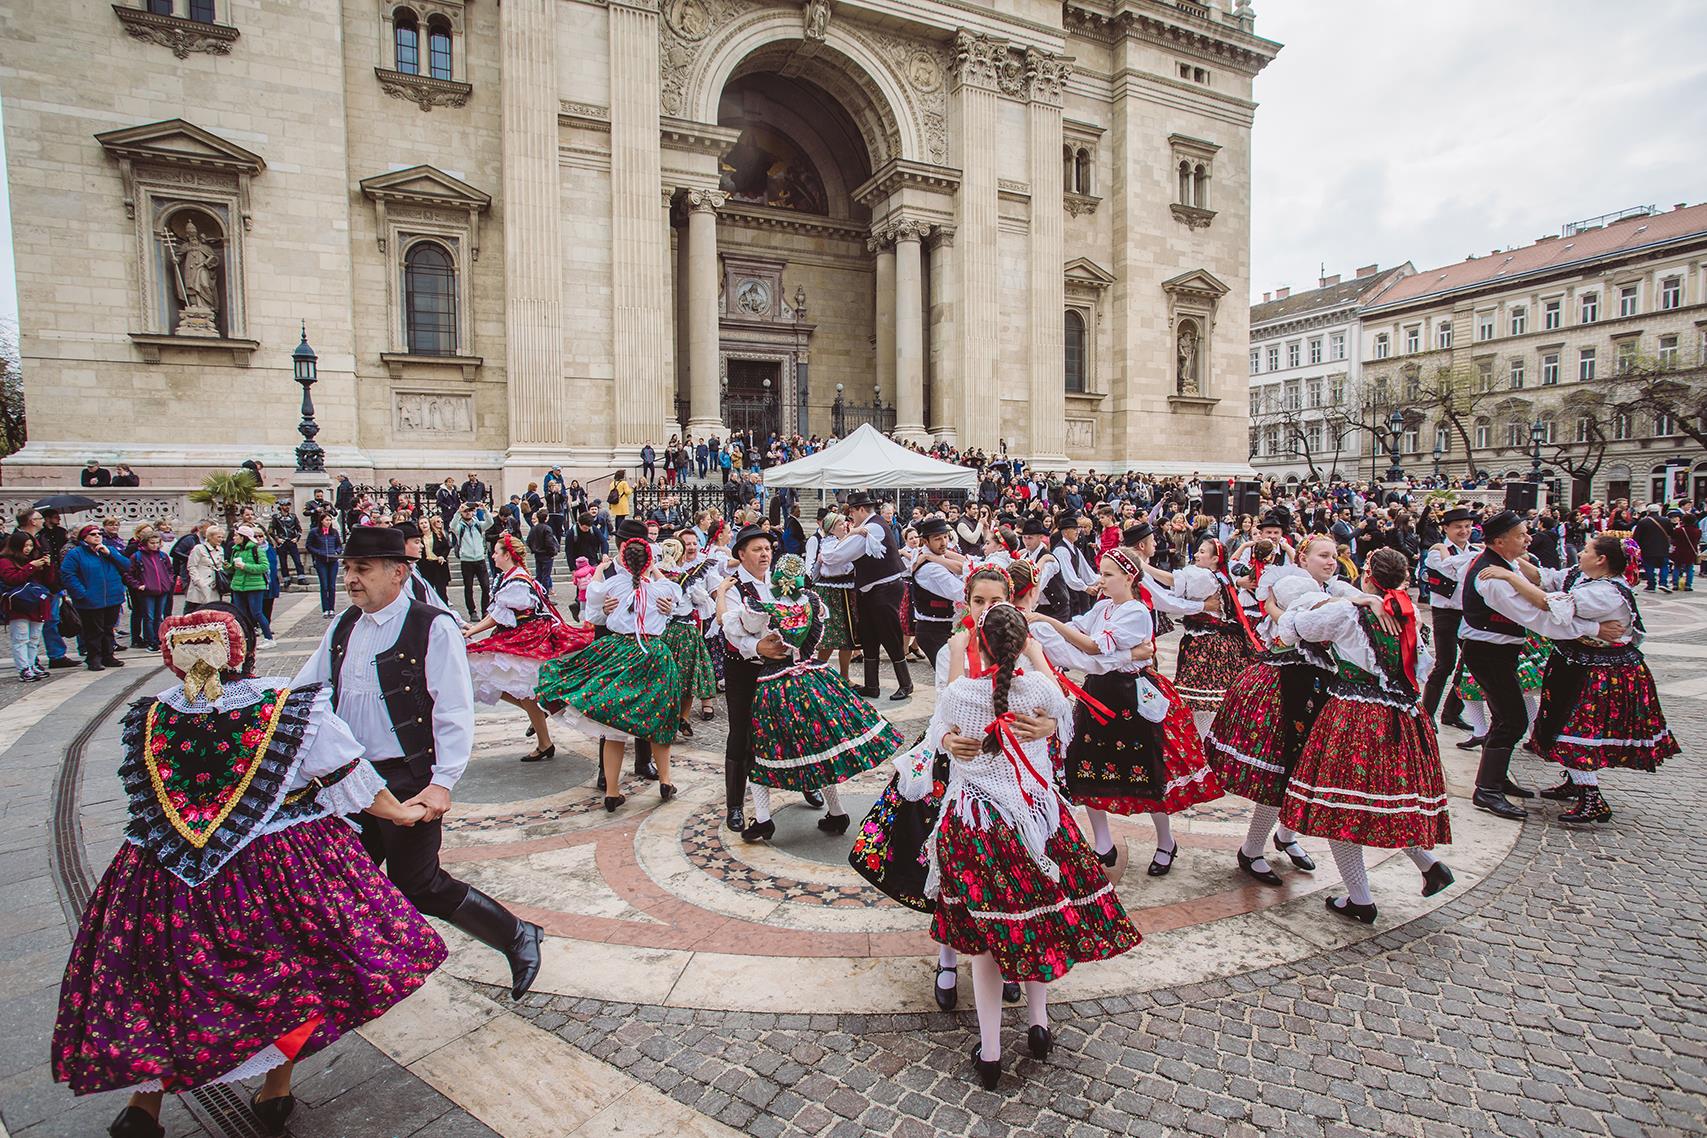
[[916, 517, 951, 540], [733, 524, 773, 551], [1482, 509, 1526, 540], [338, 526, 415, 561]]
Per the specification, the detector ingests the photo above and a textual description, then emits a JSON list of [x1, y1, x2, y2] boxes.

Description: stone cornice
[[660, 116, 742, 157], [1065, 192, 1101, 218], [374, 67, 473, 111], [1170, 202, 1217, 230], [559, 101, 612, 131], [1064, 1, 1281, 76], [111, 5, 239, 59], [717, 203, 868, 241], [850, 159, 962, 207]]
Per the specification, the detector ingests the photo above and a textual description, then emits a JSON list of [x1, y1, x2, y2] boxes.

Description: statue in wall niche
[[803, 0, 831, 41], [1177, 323, 1201, 395], [164, 218, 221, 337]]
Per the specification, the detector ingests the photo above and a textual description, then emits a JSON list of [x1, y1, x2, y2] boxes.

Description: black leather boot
[[890, 659, 913, 701], [449, 888, 543, 999]]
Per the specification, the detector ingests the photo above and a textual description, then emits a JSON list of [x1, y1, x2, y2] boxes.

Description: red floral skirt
[[1174, 628, 1255, 711], [930, 809, 1140, 983], [1079, 671, 1223, 817], [1205, 657, 1325, 808], [1530, 655, 1679, 772], [466, 616, 590, 662], [1281, 692, 1450, 849]]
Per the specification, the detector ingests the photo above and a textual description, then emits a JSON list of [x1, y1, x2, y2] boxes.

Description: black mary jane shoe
[[1455, 734, 1487, 751], [1027, 1025, 1053, 1061], [699, 707, 715, 722], [801, 788, 825, 809], [1273, 835, 1316, 872], [1538, 777, 1577, 801], [1002, 981, 1021, 1004], [1471, 787, 1526, 821], [1440, 717, 1472, 731], [108, 1106, 164, 1138], [250, 1090, 297, 1137], [1500, 777, 1535, 800], [659, 783, 676, 803], [603, 794, 626, 813], [520, 744, 556, 763], [971, 1045, 1002, 1091], [726, 809, 746, 832], [934, 966, 958, 1011], [1420, 861, 1455, 898], [1147, 843, 1177, 877], [1096, 846, 1118, 868], [1324, 895, 1378, 925], [741, 818, 777, 843], [1237, 849, 1283, 887], [676, 718, 694, 739], [817, 812, 850, 835]]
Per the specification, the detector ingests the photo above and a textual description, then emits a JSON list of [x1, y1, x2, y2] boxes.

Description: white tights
[[748, 784, 772, 823], [821, 782, 843, 815], [1568, 769, 1599, 785], [1086, 808, 1114, 856], [1333, 842, 1444, 905], [1240, 804, 1298, 873], [1150, 812, 1176, 866], [969, 954, 1047, 1059]]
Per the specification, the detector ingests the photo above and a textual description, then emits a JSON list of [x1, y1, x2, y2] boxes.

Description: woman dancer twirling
[[1149, 537, 1263, 735]]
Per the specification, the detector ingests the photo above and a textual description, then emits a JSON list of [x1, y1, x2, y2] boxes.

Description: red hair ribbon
[[985, 712, 1048, 806], [1212, 539, 1230, 580], [1047, 661, 1114, 725], [1225, 579, 1264, 654], [1382, 587, 1419, 689]]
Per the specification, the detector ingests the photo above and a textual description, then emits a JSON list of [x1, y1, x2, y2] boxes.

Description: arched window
[[1074, 149, 1091, 196], [1063, 146, 1075, 192], [1193, 163, 1209, 210], [427, 16, 453, 80], [404, 241, 457, 355], [1064, 310, 1087, 393], [1177, 160, 1193, 206], [393, 8, 420, 75]]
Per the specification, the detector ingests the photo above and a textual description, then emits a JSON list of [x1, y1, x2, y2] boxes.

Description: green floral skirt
[[660, 619, 718, 702], [536, 633, 680, 745]]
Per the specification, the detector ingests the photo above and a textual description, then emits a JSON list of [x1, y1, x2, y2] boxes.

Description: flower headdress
[[159, 610, 246, 703]]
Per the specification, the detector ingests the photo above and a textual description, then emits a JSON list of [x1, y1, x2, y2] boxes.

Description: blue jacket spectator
[[61, 537, 128, 610]]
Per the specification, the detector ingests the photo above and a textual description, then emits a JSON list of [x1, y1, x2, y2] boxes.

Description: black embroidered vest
[[1460, 550, 1523, 637], [330, 600, 440, 779]]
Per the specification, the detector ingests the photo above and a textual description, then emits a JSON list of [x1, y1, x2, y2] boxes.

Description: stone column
[[609, 0, 676, 449], [1026, 48, 1072, 465], [499, 0, 566, 485], [949, 32, 1006, 452], [683, 188, 728, 439], [892, 219, 928, 442], [927, 225, 957, 443], [870, 226, 896, 420]]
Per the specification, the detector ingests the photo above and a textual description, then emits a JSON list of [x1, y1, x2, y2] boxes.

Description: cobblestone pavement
[[494, 593, 1707, 1138]]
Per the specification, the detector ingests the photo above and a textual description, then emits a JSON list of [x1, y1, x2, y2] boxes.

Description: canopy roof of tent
[[760, 424, 979, 491]]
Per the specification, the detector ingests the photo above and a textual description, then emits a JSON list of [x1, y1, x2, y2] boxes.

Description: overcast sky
[[1, 3, 1705, 321], [1250, 0, 1707, 301]]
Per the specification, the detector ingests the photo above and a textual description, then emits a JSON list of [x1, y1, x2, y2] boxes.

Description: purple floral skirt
[[53, 818, 446, 1096]]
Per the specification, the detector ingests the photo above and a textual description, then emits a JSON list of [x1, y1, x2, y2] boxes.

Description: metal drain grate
[[183, 1081, 273, 1138]]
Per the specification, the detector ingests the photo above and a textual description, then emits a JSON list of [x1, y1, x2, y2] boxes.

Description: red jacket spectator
[[0, 546, 54, 623]]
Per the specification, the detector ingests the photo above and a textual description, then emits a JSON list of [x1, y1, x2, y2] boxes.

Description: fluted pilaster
[[1026, 47, 1072, 465], [950, 30, 1003, 452]]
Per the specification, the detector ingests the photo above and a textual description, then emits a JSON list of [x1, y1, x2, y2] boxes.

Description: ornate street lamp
[[1385, 408, 1405, 483], [1529, 418, 1545, 484], [1432, 437, 1444, 479], [292, 322, 324, 473], [832, 383, 845, 437]]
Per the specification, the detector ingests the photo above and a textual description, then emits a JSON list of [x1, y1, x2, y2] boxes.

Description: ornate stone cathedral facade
[[0, 0, 1278, 486]]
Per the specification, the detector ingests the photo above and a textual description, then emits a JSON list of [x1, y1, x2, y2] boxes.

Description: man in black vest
[[1051, 513, 1097, 616], [394, 520, 454, 614], [1419, 506, 1478, 730], [910, 517, 963, 668], [1021, 517, 1071, 620], [845, 493, 913, 701], [1457, 511, 1541, 821], [718, 525, 795, 832], [292, 526, 542, 998]]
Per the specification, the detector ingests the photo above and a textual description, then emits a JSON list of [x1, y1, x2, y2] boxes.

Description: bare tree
[[1610, 348, 1707, 451], [1406, 360, 1512, 479], [1542, 391, 1612, 490], [0, 318, 23, 458]]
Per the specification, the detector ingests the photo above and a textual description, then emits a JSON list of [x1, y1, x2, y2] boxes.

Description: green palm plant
[[189, 470, 277, 535]]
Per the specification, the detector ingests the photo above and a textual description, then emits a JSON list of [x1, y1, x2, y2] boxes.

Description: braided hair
[[620, 537, 651, 586], [978, 603, 1030, 755], [1366, 547, 1409, 591], [1006, 557, 1039, 602]]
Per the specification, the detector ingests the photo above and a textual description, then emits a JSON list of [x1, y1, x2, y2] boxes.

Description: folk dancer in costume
[[54, 606, 446, 1138], [980, 525, 1022, 571], [1232, 537, 1288, 641], [845, 493, 915, 701], [1418, 506, 1479, 731], [912, 603, 1140, 1091], [536, 537, 683, 812], [1457, 510, 1627, 821], [1049, 513, 1098, 617], [806, 511, 858, 681], [1449, 629, 1547, 752], [582, 519, 664, 791], [461, 532, 591, 763], [1020, 518, 1072, 622], [909, 517, 968, 669], [293, 527, 542, 1002], [1027, 546, 1224, 877], [721, 553, 905, 841], [1205, 535, 1361, 886], [660, 528, 722, 730], [1478, 534, 1676, 824], [1278, 549, 1456, 924], [394, 520, 455, 614], [1146, 537, 1263, 736]]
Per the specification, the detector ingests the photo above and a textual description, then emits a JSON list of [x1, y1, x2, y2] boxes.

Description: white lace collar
[[156, 675, 290, 713]]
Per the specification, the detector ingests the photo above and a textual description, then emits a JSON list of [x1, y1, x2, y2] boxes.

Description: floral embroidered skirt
[[1074, 671, 1223, 817], [1455, 633, 1548, 703], [53, 818, 445, 1097], [1205, 657, 1326, 808], [660, 618, 718, 702], [1174, 628, 1255, 711], [536, 633, 681, 745], [467, 619, 593, 704], [816, 587, 856, 651], [1529, 654, 1679, 773], [849, 746, 946, 913], [1281, 690, 1451, 849], [749, 661, 905, 791], [930, 808, 1140, 983]]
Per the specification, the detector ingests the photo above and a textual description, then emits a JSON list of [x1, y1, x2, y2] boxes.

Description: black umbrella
[[32, 494, 103, 513]]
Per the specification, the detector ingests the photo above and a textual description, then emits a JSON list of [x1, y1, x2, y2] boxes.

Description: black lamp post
[[1432, 437, 1444, 480], [792, 285, 808, 437], [832, 383, 845, 436], [292, 322, 324, 473], [1529, 418, 1545, 483], [1385, 408, 1405, 483]]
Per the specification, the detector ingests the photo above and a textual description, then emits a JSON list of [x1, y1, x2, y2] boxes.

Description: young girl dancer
[[659, 534, 721, 735], [536, 539, 683, 811], [1149, 537, 1262, 735], [916, 602, 1138, 1089], [463, 533, 590, 763], [1028, 549, 1223, 876], [1280, 548, 1454, 922]]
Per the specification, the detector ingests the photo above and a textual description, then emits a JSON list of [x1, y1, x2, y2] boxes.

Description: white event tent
[[760, 423, 979, 492]]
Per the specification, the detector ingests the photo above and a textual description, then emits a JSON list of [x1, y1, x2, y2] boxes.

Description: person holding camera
[[451, 501, 492, 620]]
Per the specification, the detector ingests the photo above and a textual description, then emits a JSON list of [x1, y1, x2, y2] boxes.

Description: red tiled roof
[[1365, 203, 1707, 313]]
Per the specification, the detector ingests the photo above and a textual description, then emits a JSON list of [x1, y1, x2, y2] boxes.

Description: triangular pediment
[[361, 165, 491, 211], [1161, 268, 1230, 298], [1064, 257, 1117, 286], [96, 119, 265, 174]]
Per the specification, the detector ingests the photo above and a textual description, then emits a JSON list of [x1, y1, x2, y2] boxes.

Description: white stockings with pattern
[[820, 782, 843, 815], [1241, 804, 1281, 874], [748, 784, 772, 824], [1328, 840, 1373, 906]]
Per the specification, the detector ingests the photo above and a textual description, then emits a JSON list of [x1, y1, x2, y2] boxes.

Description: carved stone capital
[[927, 225, 956, 250], [112, 4, 239, 59], [866, 224, 895, 254], [375, 68, 473, 112], [685, 188, 729, 215], [951, 31, 1016, 94], [889, 217, 930, 244], [1024, 47, 1073, 106]]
